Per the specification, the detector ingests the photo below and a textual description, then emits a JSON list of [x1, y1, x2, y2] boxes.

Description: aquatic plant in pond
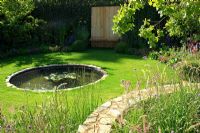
[[44, 72, 77, 82]]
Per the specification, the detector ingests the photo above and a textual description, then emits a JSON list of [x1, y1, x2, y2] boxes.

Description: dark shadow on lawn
[[0, 52, 72, 67], [0, 49, 142, 67], [67, 49, 142, 62], [16, 53, 73, 67]]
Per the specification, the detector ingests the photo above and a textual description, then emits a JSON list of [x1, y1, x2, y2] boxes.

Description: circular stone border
[[6, 64, 107, 92]]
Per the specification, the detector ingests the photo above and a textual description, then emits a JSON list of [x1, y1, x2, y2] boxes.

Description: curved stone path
[[78, 83, 200, 133]]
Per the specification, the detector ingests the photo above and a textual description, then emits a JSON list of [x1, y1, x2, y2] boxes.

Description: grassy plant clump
[[176, 51, 200, 82], [112, 86, 200, 133], [0, 87, 101, 132], [179, 62, 200, 82], [145, 87, 200, 132], [113, 55, 200, 132]]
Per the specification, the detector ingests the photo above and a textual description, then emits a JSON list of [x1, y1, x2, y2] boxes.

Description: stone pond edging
[[78, 83, 200, 133], [6, 64, 108, 93]]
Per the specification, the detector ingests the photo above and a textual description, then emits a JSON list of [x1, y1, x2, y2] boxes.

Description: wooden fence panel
[[91, 6, 120, 48]]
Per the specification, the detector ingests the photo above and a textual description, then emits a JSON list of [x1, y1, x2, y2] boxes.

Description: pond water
[[8, 65, 105, 91]]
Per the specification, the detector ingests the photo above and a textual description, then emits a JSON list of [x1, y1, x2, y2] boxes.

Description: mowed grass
[[0, 49, 176, 115]]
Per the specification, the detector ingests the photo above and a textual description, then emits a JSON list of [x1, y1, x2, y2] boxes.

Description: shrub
[[0, 0, 44, 51], [75, 26, 90, 41], [148, 51, 159, 60], [148, 48, 183, 66], [154, 48, 200, 82], [115, 42, 129, 54], [69, 40, 88, 51], [178, 62, 200, 82], [52, 23, 70, 46], [66, 25, 89, 52]]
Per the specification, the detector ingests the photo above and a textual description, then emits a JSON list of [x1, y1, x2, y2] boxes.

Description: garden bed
[[0, 50, 176, 132]]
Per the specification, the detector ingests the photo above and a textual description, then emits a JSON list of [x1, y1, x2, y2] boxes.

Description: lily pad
[[44, 72, 77, 83]]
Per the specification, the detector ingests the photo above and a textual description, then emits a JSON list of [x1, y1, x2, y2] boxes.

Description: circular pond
[[7, 64, 107, 91]]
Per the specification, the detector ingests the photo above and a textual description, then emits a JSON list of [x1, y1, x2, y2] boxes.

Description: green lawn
[[0, 49, 176, 115]]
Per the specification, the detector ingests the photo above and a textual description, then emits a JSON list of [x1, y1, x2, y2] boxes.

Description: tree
[[113, 0, 200, 48], [0, 0, 44, 49]]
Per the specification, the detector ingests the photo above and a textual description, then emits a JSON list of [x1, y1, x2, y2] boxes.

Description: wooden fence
[[91, 6, 120, 48]]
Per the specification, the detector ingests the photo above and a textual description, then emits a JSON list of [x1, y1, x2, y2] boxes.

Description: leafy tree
[[0, 0, 44, 50], [112, 0, 144, 35], [1, 0, 34, 23], [113, 0, 200, 48]]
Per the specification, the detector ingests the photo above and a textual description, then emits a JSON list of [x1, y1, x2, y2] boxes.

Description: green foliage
[[0, 0, 126, 55], [112, 0, 144, 35], [37, 21, 73, 47], [119, 5, 160, 50], [1, 0, 34, 23], [113, 87, 200, 133], [67, 25, 89, 52], [146, 88, 200, 132], [0, 0, 44, 51], [75, 26, 90, 41], [148, 51, 159, 60], [162, 48, 185, 66], [69, 40, 88, 51], [113, 0, 200, 48], [139, 19, 164, 48], [156, 48, 177, 65], [56, 25, 69, 46], [50, 23, 70, 45], [179, 62, 200, 82], [112, 61, 200, 132], [151, 0, 200, 38], [115, 41, 129, 54], [192, 34, 200, 42], [176, 51, 200, 82], [148, 47, 200, 82], [0, 88, 101, 132]]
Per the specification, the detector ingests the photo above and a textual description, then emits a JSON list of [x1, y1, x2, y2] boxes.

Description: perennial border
[[78, 83, 200, 133]]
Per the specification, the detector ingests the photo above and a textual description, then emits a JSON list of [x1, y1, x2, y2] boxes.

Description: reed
[[0, 85, 101, 132]]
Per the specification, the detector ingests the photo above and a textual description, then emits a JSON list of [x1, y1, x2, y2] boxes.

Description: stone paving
[[78, 83, 200, 133]]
